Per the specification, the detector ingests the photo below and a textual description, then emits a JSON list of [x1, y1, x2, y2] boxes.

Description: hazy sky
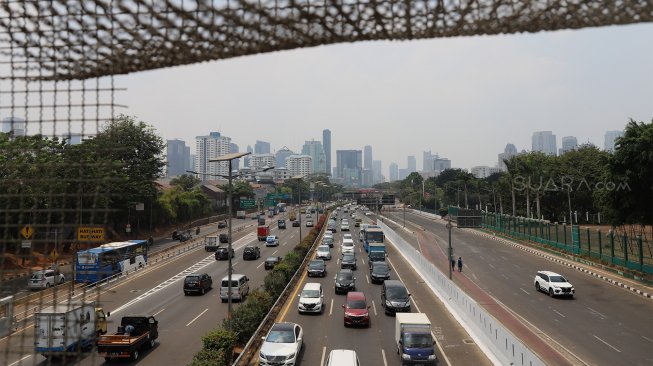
[[119, 23, 652, 176]]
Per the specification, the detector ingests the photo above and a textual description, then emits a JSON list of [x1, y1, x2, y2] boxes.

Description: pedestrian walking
[[457, 257, 463, 272], [450, 255, 456, 270]]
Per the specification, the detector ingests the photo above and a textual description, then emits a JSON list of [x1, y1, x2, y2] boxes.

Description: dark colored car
[[215, 246, 234, 260], [334, 269, 356, 294], [370, 261, 391, 284], [307, 259, 327, 277], [292, 221, 301, 227], [264, 256, 282, 270], [342, 291, 370, 327], [183, 273, 212, 295], [278, 219, 286, 229], [178, 230, 192, 242], [219, 233, 229, 243], [217, 221, 227, 229], [340, 253, 357, 270], [242, 246, 260, 260], [381, 280, 411, 315]]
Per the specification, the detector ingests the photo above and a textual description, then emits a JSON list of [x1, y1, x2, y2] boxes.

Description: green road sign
[[240, 199, 256, 209]]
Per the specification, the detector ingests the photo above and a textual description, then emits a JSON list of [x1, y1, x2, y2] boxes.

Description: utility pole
[[447, 215, 453, 280]]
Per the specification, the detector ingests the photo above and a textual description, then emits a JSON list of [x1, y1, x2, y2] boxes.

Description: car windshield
[[347, 299, 367, 309], [342, 255, 355, 262], [266, 257, 278, 262], [318, 246, 329, 252], [373, 263, 389, 272], [550, 275, 567, 283], [343, 242, 353, 248], [31, 273, 44, 280], [266, 330, 295, 343], [403, 333, 433, 348], [387, 286, 408, 298], [337, 272, 353, 281], [301, 289, 320, 298], [309, 261, 324, 268]]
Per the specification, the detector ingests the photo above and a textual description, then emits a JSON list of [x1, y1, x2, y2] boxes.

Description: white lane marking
[[329, 298, 334, 316], [366, 274, 370, 284], [500, 273, 508, 279], [553, 309, 566, 318], [381, 348, 388, 366], [186, 308, 209, 327], [153, 308, 165, 317], [9, 355, 31, 366], [488, 263, 495, 269], [593, 335, 621, 352], [520, 288, 530, 295], [256, 262, 264, 269], [642, 335, 653, 343], [272, 250, 278, 255], [587, 307, 607, 319], [372, 300, 378, 316], [320, 346, 327, 366]]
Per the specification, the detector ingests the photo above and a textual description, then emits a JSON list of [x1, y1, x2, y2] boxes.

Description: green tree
[[170, 174, 201, 191]]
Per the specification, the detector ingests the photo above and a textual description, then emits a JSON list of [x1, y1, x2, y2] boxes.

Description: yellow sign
[[77, 227, 106, 242], [20, 226, 34, 239], [50, 249, 58, 262]]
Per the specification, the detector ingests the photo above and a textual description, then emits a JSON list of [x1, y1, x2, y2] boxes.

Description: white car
[[316, 245, 332, 260], [259, 322, 303, 366], [266, 235, 280, 247], [340, 222, 350, 232], [298, 282, 324, 314], [28, 269, 65, 290], [341, 239, 355, 255], [343, 233, 353, 241], [534, 271, 575, 297]]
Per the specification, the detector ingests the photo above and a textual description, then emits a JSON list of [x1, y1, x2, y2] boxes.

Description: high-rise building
[[195, 132, 233, 180], [336, 150, 362, 187], [323, 129, 331, 176], [361, 169, 373, 187], [302, 140, 327, 174], [249, 153, 275, 170], [423, 151, 433, 172], [389, 162, 398, 182], [532, 131, 557, 156], [275, 146, 294, 168], [1, 117, 26, 137], [433, 157, 451, 174], [166, 139, 191, 177], [255, 140, 271, 154], [471, 166, 503, 179], [372, 160, 383, 184], [559, 136, 578, 155], [498, 143, 518, 170], [407, 156, 416, 173], [244, 145, 253, 167], [286, 154, 312, 177], [364, 145, 373, 170], [398, 168, 409, 180], [230, 143, 240, 170], [604, 130, 624, 151]]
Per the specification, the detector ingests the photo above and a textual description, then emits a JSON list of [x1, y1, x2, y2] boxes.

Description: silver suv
[[534, 270, 575, 297]]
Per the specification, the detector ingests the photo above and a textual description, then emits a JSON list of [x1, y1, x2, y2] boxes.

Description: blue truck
[[363, 226, 384, 252], [395, 313, 437, 365]]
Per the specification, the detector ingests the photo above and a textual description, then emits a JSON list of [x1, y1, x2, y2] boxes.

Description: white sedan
[[259, 322, 303, 366], [316, 245, 332, 260]]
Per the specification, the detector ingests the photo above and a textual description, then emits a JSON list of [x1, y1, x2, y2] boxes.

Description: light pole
[[208, 151, 250, 333], [291, 175, 304, 245], [447, 215, 453, 280]]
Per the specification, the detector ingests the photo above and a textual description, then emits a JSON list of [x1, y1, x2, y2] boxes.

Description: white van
[[297, 282, 324, 314], [220, 274, 250, 302], [324, 349, 360, 366]]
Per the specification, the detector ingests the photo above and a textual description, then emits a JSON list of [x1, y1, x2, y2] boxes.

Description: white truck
[[34, 301, 108, 360], [204, 235, 219, 251], [395, 313, 437, 365], [236, 210, 246, 219]]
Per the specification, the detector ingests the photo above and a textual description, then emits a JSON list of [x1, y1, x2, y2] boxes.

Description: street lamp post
[[291, 175, 304, 245], [208, 151, 250, 333]]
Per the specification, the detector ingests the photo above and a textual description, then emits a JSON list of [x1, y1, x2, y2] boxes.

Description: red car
[[342, 291, 370, 327]]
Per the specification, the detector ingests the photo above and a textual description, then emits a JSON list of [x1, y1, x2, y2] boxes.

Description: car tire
[[149, 338, 156, 349], [201, 288, 205, 295], [46, 283, 51, 289], [535, 282, 540, 292], [184, 291, 189, 296], [60, 277, 65, 284], [548, 288, 554, 297]]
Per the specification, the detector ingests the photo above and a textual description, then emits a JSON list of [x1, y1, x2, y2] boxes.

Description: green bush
[[188, 328, 237, 366], [227, 289, 274, 344]]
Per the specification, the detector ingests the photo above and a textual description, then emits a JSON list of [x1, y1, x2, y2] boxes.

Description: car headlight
[[285, 353, 295, 360], [428, 355, 437, 360], [402, 353, 411, 360], [386, 300, 392, 307], [259, 351, 266, 359]]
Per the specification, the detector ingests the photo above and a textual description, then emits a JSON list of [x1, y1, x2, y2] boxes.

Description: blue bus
[[75, 240, 148, 283], [363, 226, 384, 252]]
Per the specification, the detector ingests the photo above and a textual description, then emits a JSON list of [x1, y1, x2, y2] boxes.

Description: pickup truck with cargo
[[395, 313, 437, 365], [97, 315, 158, 361], [34, 302, 108, 360], [257, 225, 270, 241], [204, 236, 219, 251]]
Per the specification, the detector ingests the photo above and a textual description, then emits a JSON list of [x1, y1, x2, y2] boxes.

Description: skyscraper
[[433, 157, 451, 174], [302, 140, 326, 174], [604, 130, 624, 151], [166, 139, 191, 177], [255, 140, 271, 154], [372, 160, 382, 184], [195, 132, 233, 180], [389, 162, 398, 182], [230, 142, 240, 170], [407, 156, 416, 173], [323, 129, 331, 176], [1, 117, 26, 137], [364, 145, 373, 170], [498, 143, 518, 170], [423, 150, 433, 172], [559, 136, 578, 155], [532, 131, 557, 156], [286, 155, 312, 177], [244, 145, 253, 167], [275, 146, 294, 168], [336, 150, 362, 187]]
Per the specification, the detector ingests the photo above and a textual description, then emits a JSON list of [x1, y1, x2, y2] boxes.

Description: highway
[[268, 208, 492, 366], [383, 209, 653, 366], [1, 211, 306, 366]]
